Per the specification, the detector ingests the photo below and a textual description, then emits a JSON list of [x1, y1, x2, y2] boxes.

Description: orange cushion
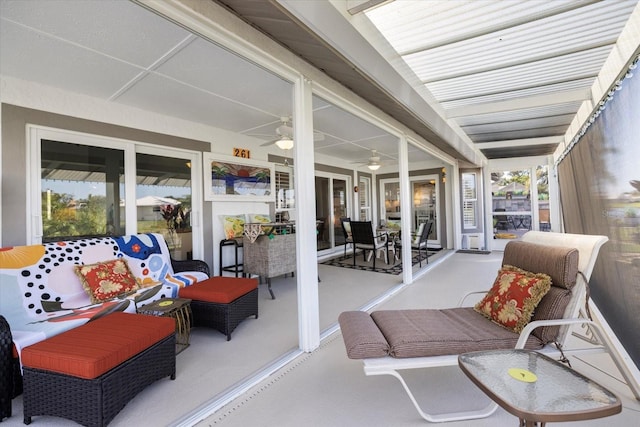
[[474, 265, 551, 333], [21, 312, 174, 379], [75, 258, 139, 303], [179, 276, 258, 304]]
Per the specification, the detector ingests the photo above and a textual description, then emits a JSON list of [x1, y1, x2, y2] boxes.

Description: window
[[41, 140, 125, 241], [462, 172, 477, 229], [29, 126, 202, 260], [358, 176, 371, 221], [275, 167, 294, 211]]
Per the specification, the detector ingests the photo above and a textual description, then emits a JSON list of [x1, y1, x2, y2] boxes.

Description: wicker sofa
[[0, 233, 209, 421]]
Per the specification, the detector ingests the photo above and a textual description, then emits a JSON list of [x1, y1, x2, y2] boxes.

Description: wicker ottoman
[[21, 312, 176, 427], [179, 276, 258, 341]]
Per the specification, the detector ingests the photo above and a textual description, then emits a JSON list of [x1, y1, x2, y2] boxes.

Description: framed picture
[[203, 153, 275, 202]]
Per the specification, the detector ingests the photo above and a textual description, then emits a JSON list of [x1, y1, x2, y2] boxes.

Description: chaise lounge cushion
[[338, 238, 581, 360], [502, 241, 578, 289], [502, 241, 579, 342], [338, 311, 390, 359], [370, 308, 543, 358]]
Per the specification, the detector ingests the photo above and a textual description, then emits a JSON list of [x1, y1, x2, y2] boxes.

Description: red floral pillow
[[474, 265, 551, 333], [75, 259, 139, 304]]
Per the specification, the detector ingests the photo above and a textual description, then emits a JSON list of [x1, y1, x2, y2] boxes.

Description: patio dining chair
[[339, 217, 353, 258], [494, 208, 515, 231], [395, 220, 433, 267], [349, 221, 389, 271]]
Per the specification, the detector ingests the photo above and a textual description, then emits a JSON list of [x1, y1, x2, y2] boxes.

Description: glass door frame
[[379, 174, 441, 248], [315, 170, 352, 256], [136, 145, 203, 259]]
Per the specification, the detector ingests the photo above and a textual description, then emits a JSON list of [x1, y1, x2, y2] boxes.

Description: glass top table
[[458, 349, 621, 426]]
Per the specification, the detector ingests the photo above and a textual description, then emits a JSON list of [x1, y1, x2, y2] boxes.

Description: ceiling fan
[[259, 117, 324, 149], [352, 149, 382, 171]]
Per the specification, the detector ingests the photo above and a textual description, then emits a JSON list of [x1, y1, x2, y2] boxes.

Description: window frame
[[462, 172, 478, 230], [27, 126, 202, 259]]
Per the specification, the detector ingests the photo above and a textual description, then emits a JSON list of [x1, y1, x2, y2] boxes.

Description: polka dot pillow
[[474, 265, 551, 333], [75, 259, 139, 304]]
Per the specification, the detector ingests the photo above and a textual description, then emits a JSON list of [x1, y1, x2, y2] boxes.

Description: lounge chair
[[338, 231, 640, 422]]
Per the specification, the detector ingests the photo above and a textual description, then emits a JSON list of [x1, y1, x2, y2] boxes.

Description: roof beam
[[474, 136, 564, 149], [446, 88, 592, 118], [346, 0, 390, 15], [420, 41, 616, 84], [437, 74, 597, 103]]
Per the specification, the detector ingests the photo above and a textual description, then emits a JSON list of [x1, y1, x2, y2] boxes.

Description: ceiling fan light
[[275, 136, 294, 150], [367, 162, 381, 171]]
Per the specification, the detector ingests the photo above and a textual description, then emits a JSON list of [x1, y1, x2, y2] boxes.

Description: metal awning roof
[[363, 0, 638, 156]]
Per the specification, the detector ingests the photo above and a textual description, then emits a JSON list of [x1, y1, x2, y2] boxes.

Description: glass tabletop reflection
[[458, 349, 621, 423]]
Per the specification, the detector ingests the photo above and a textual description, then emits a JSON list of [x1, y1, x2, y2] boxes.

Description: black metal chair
[[349, 221, 389, 271], [340, 217, 353, 258], [494, 208, 515, 231], [396, 220, 433, 267]]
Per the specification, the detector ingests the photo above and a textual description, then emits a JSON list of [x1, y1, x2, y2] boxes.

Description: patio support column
[[293, 75, 320, 352], [398, 135, 413, 285]]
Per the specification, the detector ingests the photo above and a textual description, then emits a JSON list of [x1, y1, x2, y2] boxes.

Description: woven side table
[[243, 233, 296, 299], [138, 298, 192, 354]]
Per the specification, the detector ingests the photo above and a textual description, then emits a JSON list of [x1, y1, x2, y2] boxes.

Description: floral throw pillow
[[75, 259, 139, 304], [474, 265, 551, 333], [221, 214, 246, 239]]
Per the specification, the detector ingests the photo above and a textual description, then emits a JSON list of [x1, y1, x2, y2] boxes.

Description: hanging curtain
[[557, 54, 640, 370]]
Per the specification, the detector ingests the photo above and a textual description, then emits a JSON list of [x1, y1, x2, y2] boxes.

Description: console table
[[458, 349, 621, 426]]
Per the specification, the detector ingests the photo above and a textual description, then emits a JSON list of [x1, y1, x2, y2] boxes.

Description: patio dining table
[[511, 215, 531, 230]]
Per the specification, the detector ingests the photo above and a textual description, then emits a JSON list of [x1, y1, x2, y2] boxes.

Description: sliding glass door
[[380, 175, 441, 247], [135, 152, 194, 260], [412, 178, 438, 244], [315, 173, 350, 253]]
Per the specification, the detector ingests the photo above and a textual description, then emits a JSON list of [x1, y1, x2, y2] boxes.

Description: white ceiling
[[0, 0, 426, 170], [1, 0, 638, 168]]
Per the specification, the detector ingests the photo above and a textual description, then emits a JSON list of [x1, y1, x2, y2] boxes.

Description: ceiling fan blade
[[260, 138, 278, 147]]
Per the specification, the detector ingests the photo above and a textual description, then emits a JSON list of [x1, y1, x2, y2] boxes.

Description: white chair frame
[[358, 232, 640, 423]]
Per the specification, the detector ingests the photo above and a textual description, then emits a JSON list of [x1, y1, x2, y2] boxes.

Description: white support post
[[398, 135, 412, 285], [293, 76, 320, 353]]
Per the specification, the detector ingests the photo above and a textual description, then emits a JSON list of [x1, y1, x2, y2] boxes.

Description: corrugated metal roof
[[365, 0, 638, 156]]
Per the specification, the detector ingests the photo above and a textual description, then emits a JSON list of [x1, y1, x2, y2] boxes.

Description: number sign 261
[[233, 148, 250, 159]]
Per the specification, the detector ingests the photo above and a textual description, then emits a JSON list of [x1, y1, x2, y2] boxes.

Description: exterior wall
[[0, 104, 215, 266]]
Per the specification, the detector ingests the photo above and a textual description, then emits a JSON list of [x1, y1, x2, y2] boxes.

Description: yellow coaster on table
[[508, 368, 537, 382]]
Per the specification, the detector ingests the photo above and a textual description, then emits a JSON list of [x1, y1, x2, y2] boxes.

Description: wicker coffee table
[[138, 298, 192, 354]]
